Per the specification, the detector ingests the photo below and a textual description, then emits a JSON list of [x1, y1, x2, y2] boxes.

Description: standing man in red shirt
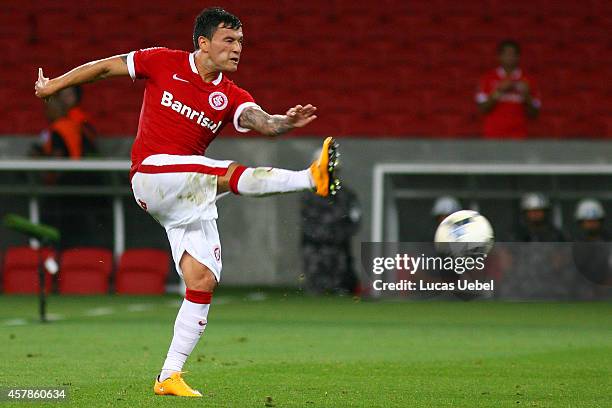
[[34, 7, 339, 397], [475, 40, 541, 138]]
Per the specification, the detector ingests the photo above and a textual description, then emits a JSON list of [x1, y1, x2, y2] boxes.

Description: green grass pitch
[[0, 290, 610, 407]]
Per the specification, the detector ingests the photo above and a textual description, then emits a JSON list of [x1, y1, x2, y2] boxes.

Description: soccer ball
[[434, 210, 494, 257]]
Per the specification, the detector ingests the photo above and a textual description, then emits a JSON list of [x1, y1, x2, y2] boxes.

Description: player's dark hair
[[193, 7, 242, 50], [497, 39, 521, 55]]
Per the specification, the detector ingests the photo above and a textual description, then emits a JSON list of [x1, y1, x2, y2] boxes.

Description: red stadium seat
[[434, 113, 475, 138], [0, 10, 29, 41], [528, 119, 554, 138], [58, 247, 113, 294], [0, 0, 609, 137], [546, 115, 573, 138], [604, 117, 612, 138], [488, 0, 546, 17], [2, 247, 55, 294], [115, 249, 170, 294], [388, 14, 424, 37]]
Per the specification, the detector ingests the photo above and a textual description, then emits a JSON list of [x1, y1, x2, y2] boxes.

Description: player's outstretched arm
[[238, 104, 317, 136], [35, 54, 130, 99]]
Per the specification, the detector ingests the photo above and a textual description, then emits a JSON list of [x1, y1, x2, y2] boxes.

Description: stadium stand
[[0, 0, 610, 137], [58, 247, 113, 294], [115, 249, 170, 294], [1, 246, 55, 294]]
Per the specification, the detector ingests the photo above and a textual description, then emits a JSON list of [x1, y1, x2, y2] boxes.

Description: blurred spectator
[[31, 95, 83, 159], [31, 95, 109, 248], [476, 39, 541, 138], [505, 194, 573, 298], [574, 198, 609, 241], [431, 195, 461, 226], [572, 198, 611, 288], [58, 86, 98, 156], [513, 193, 566, 241], [301, 150, 361, 294]]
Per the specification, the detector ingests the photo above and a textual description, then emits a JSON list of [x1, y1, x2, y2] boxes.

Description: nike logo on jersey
[[172, 74, 189, 83], [160, 91, 222, 132]]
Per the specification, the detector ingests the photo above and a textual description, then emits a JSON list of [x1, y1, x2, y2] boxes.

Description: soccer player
[[34, 7, 339, 397]]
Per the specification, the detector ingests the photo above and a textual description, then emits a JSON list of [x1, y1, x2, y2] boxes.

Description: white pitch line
[[126, 303, 153, 312], [46, 313, 64, 321], [165, 300, 182, 308], [3, 318, 28, 326], [245, 292, 267, 302], [84, 307, 114, 317], [213, 296, 233, 305]]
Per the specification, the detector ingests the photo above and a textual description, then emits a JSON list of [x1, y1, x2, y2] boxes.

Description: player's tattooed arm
[[239, 104, 317, 136], [35, 54, 130, 99], [239, 108, 293, 136]]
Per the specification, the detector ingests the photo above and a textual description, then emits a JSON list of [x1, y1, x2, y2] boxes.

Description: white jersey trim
[[189, 52, 223, 85], [233, 102, 261, 133], [127, 51, 136, 80], [212, 72, 223, 86], [189, 52, 198, 74]]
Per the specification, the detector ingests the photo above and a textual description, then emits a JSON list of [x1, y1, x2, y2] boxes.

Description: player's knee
[[180, 252, 218, 291], [188, 270, 217, 292]]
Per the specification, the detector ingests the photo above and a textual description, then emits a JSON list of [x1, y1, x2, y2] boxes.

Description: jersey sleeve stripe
[[233, 102, 261, 133], [127, 51, 136, 80]]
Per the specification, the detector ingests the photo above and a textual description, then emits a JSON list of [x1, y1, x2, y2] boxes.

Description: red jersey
[[475, 67, 541, 139], [126, 47, 259, 178]]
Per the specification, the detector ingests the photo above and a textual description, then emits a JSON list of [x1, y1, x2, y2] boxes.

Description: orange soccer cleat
[[153, 372, 202, 397], [310, 137, 341, 197]]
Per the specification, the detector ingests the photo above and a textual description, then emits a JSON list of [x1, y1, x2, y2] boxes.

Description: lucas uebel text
[[373, 279, 494, 292], [370, 253, 494, 292]]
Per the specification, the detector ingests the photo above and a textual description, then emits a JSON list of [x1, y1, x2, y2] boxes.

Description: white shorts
[[131, 154, 234, 282]]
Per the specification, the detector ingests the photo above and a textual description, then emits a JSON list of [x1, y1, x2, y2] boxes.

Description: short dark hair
[[497, 39, 521, 55], [193, 7, 241, 50]]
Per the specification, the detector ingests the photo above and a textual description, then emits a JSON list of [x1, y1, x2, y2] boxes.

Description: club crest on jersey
[[160, 91, 222, 132], [208, 91, 228, 111]]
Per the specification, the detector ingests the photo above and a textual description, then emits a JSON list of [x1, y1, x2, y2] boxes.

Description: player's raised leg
[[219, 137, 341, 198], [154, 252, 217, 397]]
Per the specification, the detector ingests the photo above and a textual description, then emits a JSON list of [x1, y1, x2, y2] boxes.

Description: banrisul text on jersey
[[160, 91, 222, 132]]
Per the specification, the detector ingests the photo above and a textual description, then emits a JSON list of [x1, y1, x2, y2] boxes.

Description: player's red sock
[[159, 289, 212, 381], [229, 166, 314, 196]]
